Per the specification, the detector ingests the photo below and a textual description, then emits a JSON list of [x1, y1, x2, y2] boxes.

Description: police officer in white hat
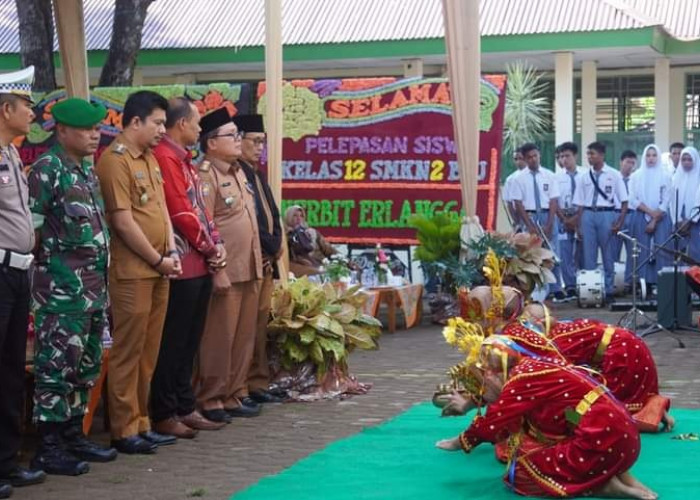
[[0, 66, 47, 498]]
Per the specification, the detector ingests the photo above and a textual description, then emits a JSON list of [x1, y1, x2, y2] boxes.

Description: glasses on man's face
[[244, 137, 266, 146], [213, 132, 243, 141]]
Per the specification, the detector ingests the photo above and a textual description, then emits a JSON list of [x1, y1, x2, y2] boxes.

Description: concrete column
[[554, 52, 575, 146], [132, 68, 144, 86], [654, 58, 671, 152], [580, 60, 597, 160], [402, 58, 424, 78], [670, 67, 686, 144]]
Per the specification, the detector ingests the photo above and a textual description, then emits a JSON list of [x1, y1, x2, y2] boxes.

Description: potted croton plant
[[267, 277, 382, 400]]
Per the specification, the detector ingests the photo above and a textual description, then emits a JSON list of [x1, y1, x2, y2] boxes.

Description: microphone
[[617, 230, 635, 243]]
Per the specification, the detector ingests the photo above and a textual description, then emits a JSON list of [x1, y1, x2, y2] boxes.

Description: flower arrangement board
[[257, 76, 507, 245]]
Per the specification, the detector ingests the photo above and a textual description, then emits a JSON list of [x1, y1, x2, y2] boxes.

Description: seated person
[[284, 205, 337, 277], [436, 327, 657, 500]]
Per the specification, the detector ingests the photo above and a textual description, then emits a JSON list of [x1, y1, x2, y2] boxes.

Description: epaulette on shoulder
[[199, 160, 211, 173], [112, 143, 127, 155]]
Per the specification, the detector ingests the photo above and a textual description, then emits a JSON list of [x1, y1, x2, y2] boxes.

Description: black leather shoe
[[240, 397, 261, 410], [63, 422, 118, 463], [226, 400, 261, 418], [111, 435, 157, 455], [0, 466, 46, 487], [200, 409, 233, 424], [249, 390, 285, 404], [0, 483, 11, 499], [139, 431, 176, 446]]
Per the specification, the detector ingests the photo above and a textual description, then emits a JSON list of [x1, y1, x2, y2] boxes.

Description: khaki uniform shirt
[[0, 144, 34, 253], [95, 135, 170, 280], [200, 157, 262, 283]]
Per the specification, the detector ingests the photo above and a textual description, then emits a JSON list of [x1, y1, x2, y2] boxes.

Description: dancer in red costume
[[437, 329, 658, 499], [521, 303, 674, 433]]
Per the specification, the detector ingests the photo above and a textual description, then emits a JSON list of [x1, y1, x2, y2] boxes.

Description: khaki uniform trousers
[[246, 271, 274, 393], [195, 279, 261, 408], [107, 275, 169, 439]]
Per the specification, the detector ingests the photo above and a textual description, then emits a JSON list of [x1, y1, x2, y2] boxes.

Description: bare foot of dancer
[[619, 471, 659, 499], [595, 475, 658, 499], [662, 410, 675, 432], [435, 436, 461, 451]]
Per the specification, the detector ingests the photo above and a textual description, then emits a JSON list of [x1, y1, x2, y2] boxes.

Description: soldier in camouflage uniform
[[27, 98, 118, 476]]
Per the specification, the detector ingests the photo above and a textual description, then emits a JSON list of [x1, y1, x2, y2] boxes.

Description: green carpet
[[232, 404, 700, 499]]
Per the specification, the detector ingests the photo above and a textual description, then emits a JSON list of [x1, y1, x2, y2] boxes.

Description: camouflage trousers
[[33, 310, 106, 423]]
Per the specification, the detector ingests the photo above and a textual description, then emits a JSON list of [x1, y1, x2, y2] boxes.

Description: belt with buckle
[[0, 249, 34, 271], [584, 207, 615, 212]]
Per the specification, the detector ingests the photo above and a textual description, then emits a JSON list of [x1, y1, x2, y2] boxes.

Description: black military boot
[[62, 417, 118, 463], [30, 423, 90, 476]]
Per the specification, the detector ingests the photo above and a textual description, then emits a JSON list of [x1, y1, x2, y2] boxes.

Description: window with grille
[[688, 73, 700, 136], [573, 75, 656, 134]]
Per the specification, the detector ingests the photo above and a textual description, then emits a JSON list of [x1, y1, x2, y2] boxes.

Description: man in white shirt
[[554, 142, 584, 300], [668, 142, 685, 174], [502, 147, 527, 231], [511, 142, 565, 301], [572, 142, 628, 303], [612, 150, 637, 290]]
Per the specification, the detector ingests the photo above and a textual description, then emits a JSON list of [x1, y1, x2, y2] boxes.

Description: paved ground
[[13, 302, 700, 500]]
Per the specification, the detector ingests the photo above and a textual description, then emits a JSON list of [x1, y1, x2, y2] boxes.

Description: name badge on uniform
[[543, 183, 549, 192], [0, 164, 8, 171], [605, 185, 612, 194]]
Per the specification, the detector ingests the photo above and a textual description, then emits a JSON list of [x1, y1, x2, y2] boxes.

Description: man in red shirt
[[150, 98, 227, 437]]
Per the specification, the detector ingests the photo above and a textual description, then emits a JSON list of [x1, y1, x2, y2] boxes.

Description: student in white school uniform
[[511, 142, 565, 301], [611, 150, 638, 289], [554, 142, 584, 300], [671, 146, 700, 263], [572, 142, 628, 303], [502, 147, 527, 231], [628, 144, 673, 294]]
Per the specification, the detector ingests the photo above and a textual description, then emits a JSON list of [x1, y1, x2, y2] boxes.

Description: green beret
[[52, 98, 107, 128]]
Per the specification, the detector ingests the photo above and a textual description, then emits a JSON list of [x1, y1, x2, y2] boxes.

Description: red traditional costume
[[547, 318, 670, 432], [460, 355, 641, 497]]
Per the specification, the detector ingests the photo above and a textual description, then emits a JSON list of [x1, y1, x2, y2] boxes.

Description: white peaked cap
[[0, 65, 34, 102]]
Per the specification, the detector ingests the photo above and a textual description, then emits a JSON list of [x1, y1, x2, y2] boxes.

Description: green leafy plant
[[323, 255, 352, 283], [409, 212, 462, 263], [269, 277, 382, 379], [503, 62, 551, 175]]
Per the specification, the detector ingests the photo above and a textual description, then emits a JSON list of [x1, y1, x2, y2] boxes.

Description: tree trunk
[[15, 0, 56, 92], [98, 0, 154, 87]]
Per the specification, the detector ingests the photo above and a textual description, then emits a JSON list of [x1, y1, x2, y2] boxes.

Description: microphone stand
[[625, 192, 695, 347], [617, 231, 672, 340]]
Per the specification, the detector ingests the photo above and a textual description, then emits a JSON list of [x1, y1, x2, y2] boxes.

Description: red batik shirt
[[153, 135, 221, 279]]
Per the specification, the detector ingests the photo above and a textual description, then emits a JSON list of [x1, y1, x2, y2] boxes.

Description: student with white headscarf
[[628, 144, 673, 292], [670, 146, 700, 260]]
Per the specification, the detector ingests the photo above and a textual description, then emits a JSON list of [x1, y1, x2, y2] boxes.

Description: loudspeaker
[[657, 267, 693, 328]]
